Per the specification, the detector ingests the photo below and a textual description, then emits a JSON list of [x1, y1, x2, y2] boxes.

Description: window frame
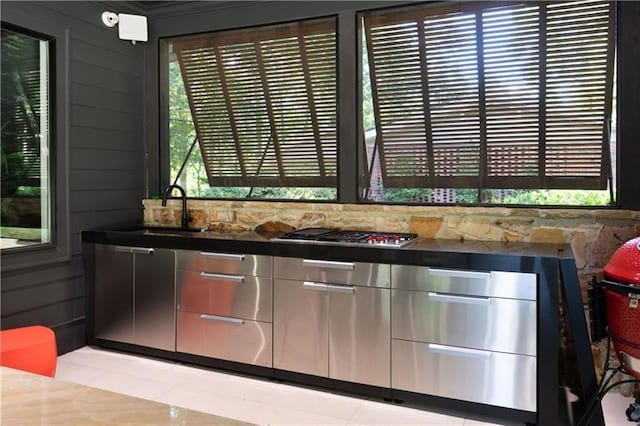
[[358, 0, 616, 198], [0, 13, 70, 271], [153, 1, 637, 209]]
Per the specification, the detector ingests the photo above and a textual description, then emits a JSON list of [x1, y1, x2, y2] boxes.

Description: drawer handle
[[199, 314, 244, 325], [114, 246, 154, 255], [200, 252, 245, 261], [428, 344, 492, 360], [327, 284, 355, 294], [428, 292, 491, 305], [427, 268, 491, 280], [303, 281, 328, 291], [131, 248, 154, 255], [200, 272, 245, 283], [302, 259, 354, 270]]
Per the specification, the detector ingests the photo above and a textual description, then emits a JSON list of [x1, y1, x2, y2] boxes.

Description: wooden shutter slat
[[173, 18, 336, 187], [363, 0, 613, 190]]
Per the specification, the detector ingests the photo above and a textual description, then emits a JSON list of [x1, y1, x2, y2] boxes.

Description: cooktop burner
[[272, 228, 418, 247]]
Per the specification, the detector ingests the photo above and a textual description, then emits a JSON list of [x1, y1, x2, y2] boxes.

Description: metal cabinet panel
[[274, 257, 390, 288], [329, 285, 390, 387], [392, 339, 536, 412], [391, 266, 536, 300], [94, 244, 134, 344], [134, 248, 176, 351], [177, 311, 272, 367], [177, 250, 272, 277], [177, 270, 272, 322], [392, 289, 536, 356], [273, 279, 328, 377]]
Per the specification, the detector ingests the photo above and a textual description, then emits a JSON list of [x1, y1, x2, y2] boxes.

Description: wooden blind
[[173, 18, 337, 187], [1, 30, 45, 187], [363, 0, 614, 190]]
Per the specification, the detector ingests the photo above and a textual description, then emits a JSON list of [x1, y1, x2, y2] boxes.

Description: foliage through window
[[167, 18, 337, 200], [360, 0, 616, 205], [1, 25, 52, 250]]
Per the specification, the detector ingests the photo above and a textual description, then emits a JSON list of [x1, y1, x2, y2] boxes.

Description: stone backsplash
[[144, 199, 640, 277], [144, 198, 640, 393]]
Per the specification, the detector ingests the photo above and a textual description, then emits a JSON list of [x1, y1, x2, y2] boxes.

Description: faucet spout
[[161, 184, 193, 230]]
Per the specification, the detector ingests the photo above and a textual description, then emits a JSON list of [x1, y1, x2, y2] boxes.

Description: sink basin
[[128, 226, 207, 235]]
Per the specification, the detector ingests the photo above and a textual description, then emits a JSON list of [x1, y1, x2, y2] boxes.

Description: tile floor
[[56, 346, 637, 425]]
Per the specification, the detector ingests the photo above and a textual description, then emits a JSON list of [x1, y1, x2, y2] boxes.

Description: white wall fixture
[[101, 12, 148, 45], [101, 11, 119, 27]]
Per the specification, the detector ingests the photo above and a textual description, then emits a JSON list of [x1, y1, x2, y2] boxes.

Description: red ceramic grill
[[602, 236, 640, 380]]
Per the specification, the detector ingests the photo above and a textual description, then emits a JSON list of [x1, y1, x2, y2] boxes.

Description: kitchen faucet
[[161, 184, 193, 230]]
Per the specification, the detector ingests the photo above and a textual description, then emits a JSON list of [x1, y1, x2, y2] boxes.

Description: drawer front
[[177, 311, 272, 367], [177, 250, 272, 277], [392, 289, 536, 356], [392, 340, 536, 412], [177, 270, 272, 322], [274, 257, 390, 288], [391, 266, 536, 300]]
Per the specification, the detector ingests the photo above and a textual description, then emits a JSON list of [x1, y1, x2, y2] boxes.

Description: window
[[1, 24, 52, 250], [166, 17, 337, 200], [360, 0, 616, 205]]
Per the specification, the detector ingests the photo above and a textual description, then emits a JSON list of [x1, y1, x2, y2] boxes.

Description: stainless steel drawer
[[391, 266, 536, 300], [392, 339, 536, 412], [274, 257, 390, 288], [177, 250, 272, 277], [177, 270, 272, 322], [177, 311, 272, 367], [392, 289, 536, 356]]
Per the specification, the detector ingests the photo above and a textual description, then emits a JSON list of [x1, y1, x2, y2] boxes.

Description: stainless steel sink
[[129, 226, 206, 235]]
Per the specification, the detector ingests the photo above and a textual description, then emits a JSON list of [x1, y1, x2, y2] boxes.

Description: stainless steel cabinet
[[94, 244, 176, 351], [390, 265, 537, 412], [273, 257, 391, 388], [392, 340, 537, 412], [273, 279, 329, 376], [176, 250, 273, 367], [392, 289, 537, 355], [95, 245, 134, 344]]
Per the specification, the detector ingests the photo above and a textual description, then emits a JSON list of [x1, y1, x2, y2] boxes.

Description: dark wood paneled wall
[[1, 1, 145, 353]]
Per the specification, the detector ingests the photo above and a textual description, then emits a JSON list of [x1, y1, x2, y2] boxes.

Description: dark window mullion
[[417, 16, 435, 187], [297, 32, 326, 178], [363, 21, 387, 186], [213, 44, 247, 177], [539, 3, 547, 188], [253, 41, 285, 179], [475, 12, 487, 202]]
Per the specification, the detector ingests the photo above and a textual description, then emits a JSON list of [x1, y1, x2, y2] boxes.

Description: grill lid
[[604, 237, 640, 284]]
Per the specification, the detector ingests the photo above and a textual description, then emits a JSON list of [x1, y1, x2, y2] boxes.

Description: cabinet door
[[329, 285, 390, 387], [134, 248, 176, 351], [273, 279, 328, 377], [94, 244, 134, 344]]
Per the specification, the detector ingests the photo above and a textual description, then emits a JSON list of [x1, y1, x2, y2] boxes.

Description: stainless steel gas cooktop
[[272, 227, 419, 248]]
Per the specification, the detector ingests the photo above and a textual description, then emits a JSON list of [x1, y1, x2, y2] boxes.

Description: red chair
[[0, 325, 57, 377]]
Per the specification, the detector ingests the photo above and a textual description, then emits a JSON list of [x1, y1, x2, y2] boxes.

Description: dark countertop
[[82, 225, 573, 274]]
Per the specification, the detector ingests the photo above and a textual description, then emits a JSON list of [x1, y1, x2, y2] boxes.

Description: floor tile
[[55, 347, 638, 426], [260, 382, 363, 420], [348, 399, 466, 425]]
